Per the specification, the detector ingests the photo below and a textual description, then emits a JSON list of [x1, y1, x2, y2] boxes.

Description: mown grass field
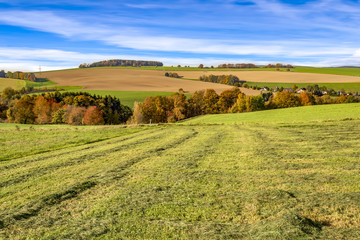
[[1, 104, 360, 239]]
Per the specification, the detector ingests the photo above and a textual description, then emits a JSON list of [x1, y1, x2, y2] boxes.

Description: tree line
[[199, 74, 245, 86], [0, 88, 132, 125], [164, 72, 182, 78], [217, 63, 257, 69], [0, 70, 37, 82], [266, 63, 293, 68], [130, 88, 360, 124], [79, 59, 163, 68]]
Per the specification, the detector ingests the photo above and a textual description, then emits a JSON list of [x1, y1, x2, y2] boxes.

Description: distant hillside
[[79, 59, 163, 68]]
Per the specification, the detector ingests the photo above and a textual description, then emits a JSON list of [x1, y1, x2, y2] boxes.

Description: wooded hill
[[79, 59, 163, 68], [0, 70, 37, 82]]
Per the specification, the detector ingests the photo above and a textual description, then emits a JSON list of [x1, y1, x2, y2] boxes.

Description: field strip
[[177, 70, 360, 83], [0, 127, 200, 228], [0, 127, 160, 169], [0, 128, 169, 188]]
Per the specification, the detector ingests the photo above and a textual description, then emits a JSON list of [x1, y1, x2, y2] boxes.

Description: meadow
[[0, 78, 25, 91], [1, 103, 359, 239]]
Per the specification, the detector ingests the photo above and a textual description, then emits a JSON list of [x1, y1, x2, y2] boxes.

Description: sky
[[0, 0, 360, 71]]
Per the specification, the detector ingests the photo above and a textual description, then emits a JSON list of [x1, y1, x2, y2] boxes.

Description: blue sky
[[0, 0, 360, 71]]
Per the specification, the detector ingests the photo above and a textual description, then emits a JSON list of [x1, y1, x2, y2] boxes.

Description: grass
[[246, 82, 360, 92], [1, 104, 360, 239], [25, 78, 58, 88], [183, 103, 360, 125], [0, 78, 26, 91]]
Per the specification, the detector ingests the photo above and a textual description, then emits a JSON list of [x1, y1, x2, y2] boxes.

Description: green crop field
[[246, 82, 360, 92], [0, 78, 26, 91], [1, 104, 360, 239]]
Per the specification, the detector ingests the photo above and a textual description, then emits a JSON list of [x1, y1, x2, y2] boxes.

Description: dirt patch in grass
[[38, 68, 259, 95]]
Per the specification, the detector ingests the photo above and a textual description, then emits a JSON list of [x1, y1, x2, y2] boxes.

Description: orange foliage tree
[[83, 106, 104, 125]]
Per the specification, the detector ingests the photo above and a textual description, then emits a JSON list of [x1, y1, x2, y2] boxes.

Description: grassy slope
[[183, 103, 360, 125], [0, 78, 26, 91], [1, 104, 360, 239]]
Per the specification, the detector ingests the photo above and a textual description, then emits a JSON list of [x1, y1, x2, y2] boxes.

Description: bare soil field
[[178, 70, 360, 83], [39, 68, 259, 95]]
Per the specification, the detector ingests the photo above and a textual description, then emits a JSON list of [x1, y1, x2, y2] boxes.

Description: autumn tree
[[51, 107, 67, 124], [64, 106, 87, 125], [83, 106, 104, 125], [33, 96, 59, 124], [202, 89, 219, 114], [273, 91, 301, 108], [171, 93, 188, 121], [187, 90, 204, 117], [218, 87, 241, 113], [299, 92, 315, 106], [7, 95, 36, 124]]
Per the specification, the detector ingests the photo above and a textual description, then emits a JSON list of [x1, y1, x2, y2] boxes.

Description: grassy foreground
[[1, 104, 360, 239]]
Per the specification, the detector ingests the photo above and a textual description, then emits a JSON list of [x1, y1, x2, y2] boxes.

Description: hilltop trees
[[3, 71, 37, 82], [79, 59, 163, 68], [200, 74, 243, 86], [218, 63, 257, 69]]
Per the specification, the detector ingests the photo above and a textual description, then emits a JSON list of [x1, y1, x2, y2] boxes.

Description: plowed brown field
[[178, 70, 360, 83], [39, 68, 259, 95]]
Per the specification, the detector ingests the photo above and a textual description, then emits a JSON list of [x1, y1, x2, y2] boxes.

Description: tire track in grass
[[59, 126, 228, 239], [0, 127, 199, 229], [0, 127, 157, 171], [0, 128, 168, 189]]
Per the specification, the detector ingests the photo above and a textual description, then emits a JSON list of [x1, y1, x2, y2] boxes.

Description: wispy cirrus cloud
[[0, 0, 360, 69]]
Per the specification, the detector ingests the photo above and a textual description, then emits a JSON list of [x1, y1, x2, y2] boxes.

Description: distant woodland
[[0, 89, 132, 125], [217, 63, 257, 68], [0, 70, 37, 82], [79, 59, 164, 68]]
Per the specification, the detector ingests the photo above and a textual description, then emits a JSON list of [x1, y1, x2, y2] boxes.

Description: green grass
[[183, 103, 360, 125], [1, 104, 360, 239], [25, 78, 58, 88], [247, 82, 360, 92], [0, 78, 26, 91]]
